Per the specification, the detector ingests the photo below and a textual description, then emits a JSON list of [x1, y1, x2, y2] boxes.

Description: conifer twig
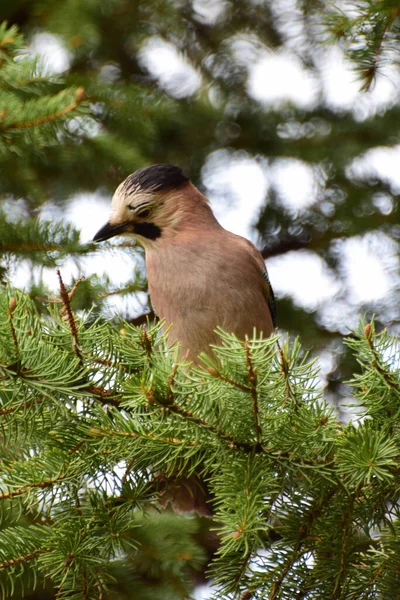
[[0, 547, 54, 569], [4, 87, 86, 130], [0, 396, 43, 416], [207, 367, 251, 393], [147, 377, 258, 451], [277, 340, 298, 408], [245, 340, 262, 444], [8, 296, 19, 360], [269, 485, 339, 600], [364, 323, 400, 391], [57, 269, 84, 366], [0, 473, 68, 500], [333, 491, 356, 597]]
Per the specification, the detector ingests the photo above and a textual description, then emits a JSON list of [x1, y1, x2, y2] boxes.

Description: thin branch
[[8, 296, 19, 361], [277, 341, 298, 408], [145, 379, 252, 450], [3, 87, 86, 130], [269, 485, 339, 600], [87, 384, 121, 407], [60, 275, 85, 315], [332, 492, 356, 598], [0, 472, 67, 501], [121, 456, 136, 487], [89, 425, 198, 447], [360, 9, 399, 92], [364, 323, 400, 392], [57, 269, 84, 367], [0, 396, 43, 416], [232, 551, 253, 590], [207, 367, 252, 393], [0, 547, 54, 569], [245, 340, 262, 444]]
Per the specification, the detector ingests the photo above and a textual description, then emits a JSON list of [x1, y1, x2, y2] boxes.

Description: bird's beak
[[93, 221, 129, 243]]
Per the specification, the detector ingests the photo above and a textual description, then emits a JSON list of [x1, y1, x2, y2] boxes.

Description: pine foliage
[[0, 280, 399, 599]]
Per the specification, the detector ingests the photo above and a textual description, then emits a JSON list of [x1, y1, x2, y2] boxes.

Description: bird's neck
[[160, 184, 221, 235]]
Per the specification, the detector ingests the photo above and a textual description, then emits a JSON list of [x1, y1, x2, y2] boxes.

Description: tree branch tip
[[8, 297, 16, 314]]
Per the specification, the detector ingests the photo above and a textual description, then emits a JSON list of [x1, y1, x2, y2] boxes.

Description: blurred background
[[1, 0, 399, 420]]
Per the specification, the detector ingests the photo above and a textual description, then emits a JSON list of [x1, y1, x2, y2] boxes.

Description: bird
[[93, 163, 276, 362]]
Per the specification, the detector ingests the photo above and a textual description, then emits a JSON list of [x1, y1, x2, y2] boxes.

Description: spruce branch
[[88, 424, 199, 447], [277, 340, 298, 409], [245, 340, 262, 445], [57, 269, 84, 366], [333, 491, 357, 598], [269, 485, 339, 600], [0, 547, 54, 569], [3, 87, 86, 130], [364, 322, 400, 392], [145, 374, 251, 450], [207, 366, 252, 393], [0, 472, 67, 501], [0, 396, 43, 416], [7, 296, 19, 362]]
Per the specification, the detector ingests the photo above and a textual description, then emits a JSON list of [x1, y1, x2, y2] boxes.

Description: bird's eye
[[135, 206, 152, 219]]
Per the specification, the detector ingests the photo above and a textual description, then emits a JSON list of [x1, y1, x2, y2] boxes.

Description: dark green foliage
[[0, 288, 400, 598]]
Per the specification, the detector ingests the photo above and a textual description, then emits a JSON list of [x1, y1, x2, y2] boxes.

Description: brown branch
[[145, 378, 250, 450], [4, 87, 86, 130], [364, 323, 400, 392], [269, 485, 339, 600], [87, 385, 121, 407], [60, 275, 85, 315], [277, 341, 298, 408], [8, 297, 19, 361], [233, 551, 253, 589], [0, 473, 67, 501], [0, 547, 54, 569], [89, 425, 198, 447], [245, 340, 262, 444], [207, 367, 252, 393], [332, 492, 356, 598], [121, 456, 136, 487], [0, 396, 43, 416], [57, 269, 84, 366]]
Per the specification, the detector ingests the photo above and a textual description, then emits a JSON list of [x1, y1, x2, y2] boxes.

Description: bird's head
[[93, 164, 194, 246]]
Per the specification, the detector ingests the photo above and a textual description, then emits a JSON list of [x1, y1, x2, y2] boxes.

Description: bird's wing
[[261, 267, 277, 328], [236, 236, 277, 329]]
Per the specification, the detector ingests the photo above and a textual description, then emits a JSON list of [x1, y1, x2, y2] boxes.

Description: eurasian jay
[[93, 164, 276, 361]]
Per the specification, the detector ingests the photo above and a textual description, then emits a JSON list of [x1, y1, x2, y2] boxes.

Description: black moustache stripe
[[134, 222, 162, 240]]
